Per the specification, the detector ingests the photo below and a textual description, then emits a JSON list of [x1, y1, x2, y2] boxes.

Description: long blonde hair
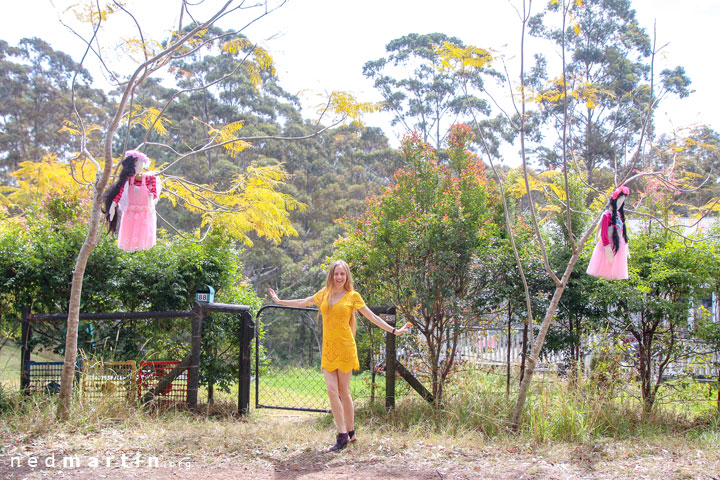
[[317, 260, 358, 336]]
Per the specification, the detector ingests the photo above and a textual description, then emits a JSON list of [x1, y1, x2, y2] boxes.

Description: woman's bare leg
[[337, 369, 354, 438], [323, 369, 346, 433]]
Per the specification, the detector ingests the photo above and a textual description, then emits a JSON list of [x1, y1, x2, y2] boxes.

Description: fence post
[[187, 302, 204, 410], [20, 307, 31, 393], [238, 310, 253, 416], [385, 318, 396, 409]]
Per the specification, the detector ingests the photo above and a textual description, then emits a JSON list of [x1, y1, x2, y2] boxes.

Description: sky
[[2, 0, 719, 149]]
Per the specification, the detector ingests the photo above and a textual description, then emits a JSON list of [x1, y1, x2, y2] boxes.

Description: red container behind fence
[[137, 361, 188, 403]]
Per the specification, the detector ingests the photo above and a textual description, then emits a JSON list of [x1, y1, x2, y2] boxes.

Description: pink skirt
[[586, 237, 628, 280], [118, 205, 156, 252]]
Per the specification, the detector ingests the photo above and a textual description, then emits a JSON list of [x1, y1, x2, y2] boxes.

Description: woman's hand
[[395, 322, 412, 335], [268, 288, 279, 303]]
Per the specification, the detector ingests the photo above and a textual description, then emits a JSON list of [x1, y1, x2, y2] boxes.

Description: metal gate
[[254, 305, 330, 412]]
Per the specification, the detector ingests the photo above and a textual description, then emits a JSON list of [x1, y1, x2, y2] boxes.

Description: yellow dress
[[313, 288, 366, 373]]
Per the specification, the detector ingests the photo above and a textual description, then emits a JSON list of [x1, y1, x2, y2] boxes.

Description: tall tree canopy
[[363, 33, 498, 150], [0, 38, 109, 181], [529, 0, 691, 188]]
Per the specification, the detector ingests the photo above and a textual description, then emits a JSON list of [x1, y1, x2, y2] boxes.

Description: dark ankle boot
[[348, 429, 357, 442], [329, 432, 349, 452]]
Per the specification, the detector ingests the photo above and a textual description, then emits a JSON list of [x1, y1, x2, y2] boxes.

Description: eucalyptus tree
[[529, 0, 691, 189], [0, 38, 109, 180], [363, 33, 499, 150], [244, 121, 401, 298]]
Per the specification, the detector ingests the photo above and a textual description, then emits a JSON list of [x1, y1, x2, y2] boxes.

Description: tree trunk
[[519, 321, 528, 384], [56, 52, 143, 420], [638, 332, 654, 415], [506, 304, 512, 399], [510, 216, 600, 429], [56, 195, 105, 420], [568, 316, 579, 386]]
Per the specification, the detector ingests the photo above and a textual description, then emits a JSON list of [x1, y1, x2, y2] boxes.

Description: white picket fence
[[398, 327, 720, 380], [453, 328, 564, 371]]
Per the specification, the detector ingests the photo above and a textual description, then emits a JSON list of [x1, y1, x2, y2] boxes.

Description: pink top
[[113, 175, 157, 203], [600, 212, 611, 246], [600, 211, 624, 246]]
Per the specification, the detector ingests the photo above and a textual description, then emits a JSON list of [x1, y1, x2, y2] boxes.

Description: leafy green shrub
[[0, 194, 261, 388]]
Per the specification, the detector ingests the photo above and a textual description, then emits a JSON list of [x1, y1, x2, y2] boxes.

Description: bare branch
[[183, 0, 200, 28], [56, 18, 123, 86], [68, 0, 105, 189], [501, 58, 522, 118], [164, 174, 242, 196], [163, 177, 240, 211], [156, 210, 212, 243], [113, 1, 149, 63], [139, 41, 257, 147], [617, 27, 659, 186], [167, 29, 244, 62], [171, 0, 287, 61], [151, 117, 344, 175], [462, 78, 537, 359], [559, 0, 575, 251], [515, 0, 560, 286], [162, 186, 231, 213], [626, 208, 720, 243], [478, 63, 519, 130], [541, 185, 592, 217]]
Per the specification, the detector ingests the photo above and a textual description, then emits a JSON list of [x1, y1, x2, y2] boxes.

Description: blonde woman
[[268, 260, 410, 452]]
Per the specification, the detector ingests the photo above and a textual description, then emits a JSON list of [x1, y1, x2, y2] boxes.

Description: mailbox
[[195, 285, 215, 303]]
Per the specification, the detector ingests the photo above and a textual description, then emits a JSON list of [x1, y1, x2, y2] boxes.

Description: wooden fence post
[[238, 310, 253, 416], [20, 307, 31, 393], [187, 302, 204, 410], [385, 318, 396, 409]]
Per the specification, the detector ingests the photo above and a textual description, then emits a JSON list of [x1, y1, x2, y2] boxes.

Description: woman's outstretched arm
[[357, 307, 411, 335], [268, 288, 316, 307]]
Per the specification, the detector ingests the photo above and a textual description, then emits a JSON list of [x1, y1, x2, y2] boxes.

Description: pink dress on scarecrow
[[586, 211, 628, 280], [115, 174, 159, 252]]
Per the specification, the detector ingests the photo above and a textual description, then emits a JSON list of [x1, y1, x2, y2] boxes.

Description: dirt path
[[2, 410, 719, 479], [3, 441, 720, 480]]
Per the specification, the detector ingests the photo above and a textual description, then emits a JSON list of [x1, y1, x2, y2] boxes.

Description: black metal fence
[[254, 305, 328, 412], [252, 305, 427, 413], [19, 302, 254, 414], [18, 302, 434, 415]]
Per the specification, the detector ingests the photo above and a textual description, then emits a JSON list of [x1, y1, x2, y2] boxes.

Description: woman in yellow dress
[[268, 260, 410, 451]]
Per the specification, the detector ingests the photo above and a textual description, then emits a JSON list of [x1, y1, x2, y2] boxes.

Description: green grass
[[0, 343, 62, 384], [4, 357, 717, 446], [351, 368, 720, 444], [1, 387, 717, 480], [219, 365, 720, 444], [255, 366, 409, 411]]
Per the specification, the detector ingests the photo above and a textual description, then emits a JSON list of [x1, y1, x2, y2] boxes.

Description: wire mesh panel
[[137, 361, 188, 404], [81, 360, 137, 403], [27, 361, 64, 394], [256, 306, 331, 412]]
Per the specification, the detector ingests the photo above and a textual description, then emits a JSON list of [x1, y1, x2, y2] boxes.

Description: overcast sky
[[3, 0, 718, 149]]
